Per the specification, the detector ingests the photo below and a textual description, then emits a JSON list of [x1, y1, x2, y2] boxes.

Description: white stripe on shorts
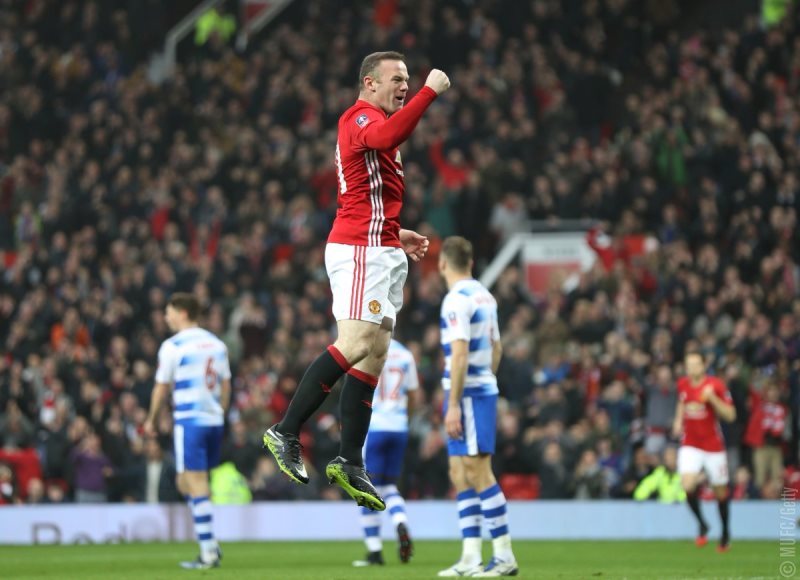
[[174, 424, 185, 473], [463, 397, 478, 455]]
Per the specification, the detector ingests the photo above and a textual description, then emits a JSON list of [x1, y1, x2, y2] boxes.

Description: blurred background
[[0, 0, 798, 508]]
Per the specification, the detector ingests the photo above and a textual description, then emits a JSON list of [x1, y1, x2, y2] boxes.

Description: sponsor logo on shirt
[[685, 401, 708, 418], [356, 114, 369, 127]]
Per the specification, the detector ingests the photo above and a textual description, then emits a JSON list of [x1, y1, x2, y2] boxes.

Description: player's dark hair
[[359, 51, 405, 87], [168, 292, 200, 321], [441, 236, 473, 272]]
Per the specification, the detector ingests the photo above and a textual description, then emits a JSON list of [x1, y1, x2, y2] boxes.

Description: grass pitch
[[0, 539, 779, 579]]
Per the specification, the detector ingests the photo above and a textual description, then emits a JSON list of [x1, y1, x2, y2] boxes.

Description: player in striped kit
[[352, 338, 420, 567], [437, 237, 518, 578], [144, 293, 231, 570]]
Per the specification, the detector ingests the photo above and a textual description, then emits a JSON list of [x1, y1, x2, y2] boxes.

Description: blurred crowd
[[0, 0, 799, 505]]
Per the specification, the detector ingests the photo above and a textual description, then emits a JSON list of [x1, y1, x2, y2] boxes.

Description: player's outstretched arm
[[359, 69, 450, 151]]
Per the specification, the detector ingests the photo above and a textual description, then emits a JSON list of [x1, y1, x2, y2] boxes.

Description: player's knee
[[462, 461, 480, 488], [449, 464, 467, 488], [475, 469, 496, 492]]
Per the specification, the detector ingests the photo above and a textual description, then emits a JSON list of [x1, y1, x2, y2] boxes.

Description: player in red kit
[[263, 51, 450, 511], [672, 351, 737, 552]]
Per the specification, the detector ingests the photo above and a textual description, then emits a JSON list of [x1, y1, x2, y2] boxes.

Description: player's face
[[164, 304, 181, 332], [685, 354, 705, 380], [438, 256, 448, 276], [371, 60, 409, 114]]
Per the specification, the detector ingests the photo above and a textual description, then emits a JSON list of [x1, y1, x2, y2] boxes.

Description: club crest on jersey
[[355, 114, 369, 127], [368, 300, 382, 315], [448, 312, 458, 326]]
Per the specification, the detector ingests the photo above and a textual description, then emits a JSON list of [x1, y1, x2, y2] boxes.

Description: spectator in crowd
[[633, 447, 685, 504], [731, 466, 760, 500], [744, 381, 788, 488], [571, 449, 608, 499], [130, 438, 181, 504], [0, 401, 35, 449], [643, 365, 677, 455], [0, 462, 18, 504], [69, 432, 113, 503], [617, 443, 654, 499]]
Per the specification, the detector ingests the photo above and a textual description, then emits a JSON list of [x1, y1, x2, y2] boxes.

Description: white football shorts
[[677, 445, 730, 486], [325, 243, 408, 324]]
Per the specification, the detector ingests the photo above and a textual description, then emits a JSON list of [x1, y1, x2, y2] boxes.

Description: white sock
[[463, 537, 482, 565], [190, 496, 218, 561], [378, 484, 409, 526], [360, 506, 382, 552], [479, 483, 514, 562], [456, 489, 482, 565]]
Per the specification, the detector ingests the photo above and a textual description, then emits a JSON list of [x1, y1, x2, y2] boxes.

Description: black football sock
[[277, 346, 350, 435], [687, 491, 708, 535], [338, 368, 379, 464], [718, 496, 730, 544]]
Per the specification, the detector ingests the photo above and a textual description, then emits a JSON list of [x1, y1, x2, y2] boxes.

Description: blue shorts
[[443, 393, 497, 456], [174, 423, 224, 473], [364, 430, 409, 485]]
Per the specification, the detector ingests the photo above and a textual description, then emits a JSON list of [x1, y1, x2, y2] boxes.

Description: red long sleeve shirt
[[328, 86, 437, 247]]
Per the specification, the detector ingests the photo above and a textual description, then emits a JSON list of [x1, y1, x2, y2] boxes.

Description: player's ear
[[363, 75, 375, 92]]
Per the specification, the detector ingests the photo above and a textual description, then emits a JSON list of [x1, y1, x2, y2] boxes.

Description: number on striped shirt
[[204, 357, 217, 390]]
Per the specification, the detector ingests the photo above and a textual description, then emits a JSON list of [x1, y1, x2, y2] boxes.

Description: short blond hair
[[441, 236, 473, 272]]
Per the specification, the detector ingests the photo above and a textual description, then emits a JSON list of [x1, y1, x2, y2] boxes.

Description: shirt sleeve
[[491, 307, 501, 343], [405, 351, 420, 392], [219, 346, 232, 380], [351, 87, 438, 152], [154, 342, 177, 384], [677, 379, 687, 401], [442, 294, 472, 343], [714, 378, 733, 404]]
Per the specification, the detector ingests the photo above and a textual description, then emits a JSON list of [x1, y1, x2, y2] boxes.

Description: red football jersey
[[328, 87, 437, 247], [677, 375, 732, 452]]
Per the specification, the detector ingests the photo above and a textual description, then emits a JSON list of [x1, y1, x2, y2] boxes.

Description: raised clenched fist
[[425, 69, 451, 95]]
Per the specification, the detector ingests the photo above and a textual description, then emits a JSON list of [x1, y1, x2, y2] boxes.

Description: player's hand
[[425, 69, 450, 95], [700, 386, 714, 402], [399, 228, 429, 262], [143, 419, 156, 438], [671, 421, 682, 439], [445, 405, 463, 440]]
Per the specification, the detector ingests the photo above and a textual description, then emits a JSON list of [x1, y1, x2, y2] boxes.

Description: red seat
[[499, 473, 539, 500]]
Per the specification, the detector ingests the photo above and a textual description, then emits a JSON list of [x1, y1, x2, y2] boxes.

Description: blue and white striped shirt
[[440, 279, 500, 396], [155, 327, 231, 426], [370, 339, 419, 433]]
